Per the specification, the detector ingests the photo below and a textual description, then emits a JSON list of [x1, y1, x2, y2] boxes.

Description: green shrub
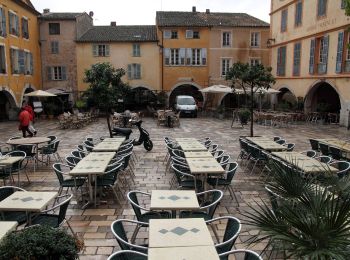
[[0, 225, 82, 260]]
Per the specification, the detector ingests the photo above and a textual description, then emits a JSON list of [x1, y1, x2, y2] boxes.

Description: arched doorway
[[0, 90, 17, 121], [277, 87, 297, 110], [220, 93, 250, 109], [305, 82, 341, 113], [125, 86, 156, 111], [169, 84, 204, 108]]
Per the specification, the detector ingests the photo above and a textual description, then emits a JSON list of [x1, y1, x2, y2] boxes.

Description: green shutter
[[336, 31, 344, 73], [309, 39, 315, 74]]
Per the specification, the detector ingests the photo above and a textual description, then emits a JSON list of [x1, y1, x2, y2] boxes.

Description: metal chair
[[217, 154, 230, 168], [71, 150, 86, 159], [206, 216, 241, 256], [319, 142, 330, 156], [273, 136, 281, 142], [219, 249, 263, 260], [0, 186, 27, 224], [284, 143, 295, 151], [27, 194, 76, 237], [208, 143, 219, 153], [83, 140, 94, 152], [16, 144, 37, 172], [40, 139, 61, 164], [300, 150, 317, 158], [329, 146, 343, 161], [329, 161, 350, 178], [65, 156, 81, 169], [5, 151, 29, 186], [107, 250, 147, 260], [309, 139, 320, 152], [315, 155, 332, 164], [275, 139, 286, 145], [110, 219, 148, 253], [207, 162, 239, 205], [171, 163, 202, 191], [179, 189, 223, 220]]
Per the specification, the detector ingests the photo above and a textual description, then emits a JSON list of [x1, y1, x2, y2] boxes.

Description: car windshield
[[178, 98, 195, 105]]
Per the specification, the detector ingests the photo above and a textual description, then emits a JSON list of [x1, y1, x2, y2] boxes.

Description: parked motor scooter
[[112, 119, 153, 151]]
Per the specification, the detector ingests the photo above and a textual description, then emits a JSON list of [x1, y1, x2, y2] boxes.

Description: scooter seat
[[112, 127, 132, 136]]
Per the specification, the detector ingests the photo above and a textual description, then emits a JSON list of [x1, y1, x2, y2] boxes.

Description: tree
[[345, 0, 350, 16], [84, 62, 130, 136], [226, 62, 275, 136]]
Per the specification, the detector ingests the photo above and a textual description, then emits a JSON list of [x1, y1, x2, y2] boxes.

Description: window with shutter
[[171, 31, 178, 39], [221, 58, 231, 76], [48, 66, 66, 80], [0, 7, 6, 37], [345, 34, 350, 72], [295, 1, 303, 26], [186, 48, 192, 65], [250, 58, 260, 66], [186, 30, 193, 39], [191, 49, 201, 65], [277, 46, 286, 76], [163, 30, 171, 39], [164, 48, 170, 65], [10, 48, 19, 74], [201, 48, 207, 65], [250, 32, 260, 47], [127, 64, 132, 79], [0, 45, 6, 73], [193, 31, 200, 39], [222, 32, 231, 47], [21, 17, 29, 39], [318, 35, 329, 74], [135, 64, 141, 79], [281, 9, 288, 32], [15, 15, 19, 36], [133, 43, 140, 57], [336, 31, 344, 73], [18, 50, 25, 74], [49, 23, 60, 35], [92, 44, 98, 56], [317, 0, 327, 17], [309, 39, 316, 74], [47, 66, 52, 80], [51, 41, 59, 54], [179, 48, 186, 65], [170, 49, 179, 65], [293, 42, 301, 76]]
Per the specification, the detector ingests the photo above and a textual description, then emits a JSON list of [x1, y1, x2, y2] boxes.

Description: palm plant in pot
[[241, 161, 350, 259]]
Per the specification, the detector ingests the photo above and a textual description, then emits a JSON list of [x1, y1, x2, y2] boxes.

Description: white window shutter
[[105, 45, 110, 56], [179, 48, 186, 65], [186, 30, 193, 39], [201, 48, 207, 65], [186, 48, 192, 65], [92, 44, 98, 56], [163, 30, 171, 39]]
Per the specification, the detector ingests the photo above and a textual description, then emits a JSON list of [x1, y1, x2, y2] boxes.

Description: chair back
[[226, 162, 238, 183], [83, 140, 94, 152], [198, 190, 223, 219], [319, 143, 330, 156], [171, 163, 191, 183], [330, 161, 350, 178], [47, 136, 57, 143], [286, 143, 295, 151], [204, 140, 212, 148], [309, 139, 319, 151], [208, 144, 218, 153], [17, 144, 36, 156], [53, 163, 70, 185], [52, 140, 60, 153], [273, 136, 281, 141], [71, 150, 85, 159], [329, 146, 342, 160], [301, 150, 316, 158], [65, 156, 81, 168], [56, 194, 73, 226], [265, 186, 285, 214], [212, 150, 224, 159], [127, 191, 142, 220], [171, 156, 187, 166], [207, 216, 241, 255], [316, 155, 332, 164], [107, 250, 147, 260], [276, 139, 286, 145], [218, 249, 262, 260], [0, 186, 25, 201], [218, 154, 230, 167], [171, 149, 185, 158], [6, 151, 26, 171]]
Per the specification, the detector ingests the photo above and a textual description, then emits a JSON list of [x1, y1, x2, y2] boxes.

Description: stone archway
[[169, 84, 204, 108], [126, 86, 157, 110], [304, 81, 341, 113], [0, 90, 17, 121], [277, 87, 298, 110]]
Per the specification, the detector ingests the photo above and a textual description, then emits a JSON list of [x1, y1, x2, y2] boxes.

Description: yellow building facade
[[76, 25, 161, 94], [0, 0, 41, 119], [270, 0, 350, 126]]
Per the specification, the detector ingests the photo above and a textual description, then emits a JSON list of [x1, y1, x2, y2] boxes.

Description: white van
[[175, 95, 197, 117]]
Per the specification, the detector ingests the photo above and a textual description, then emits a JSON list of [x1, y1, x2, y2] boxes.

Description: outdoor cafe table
[[148, 245, 219, 260], [186, 157, 225, 191], [177, 141, 207, 152], [184, 151, 213, 158], [92, 137, 125, 152], [6, 137, 51, 170], [245, 137, 287, 152], [0, 156, 24, 186], [150, 190, 199, 217], [149, 218, 214, 248], [317, 139, 350, 159], [0, 221, 18, 241], [0, 191, 57, 224], [272, 152, 338, 174], [175, 138, 198, 142], [69, 152, 115, 208]]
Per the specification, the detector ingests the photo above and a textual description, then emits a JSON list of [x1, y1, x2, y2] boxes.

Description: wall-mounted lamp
[[267, 38, 276, 48]]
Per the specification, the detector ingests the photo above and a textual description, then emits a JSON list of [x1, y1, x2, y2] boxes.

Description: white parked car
[[175, 95, 197, 118]]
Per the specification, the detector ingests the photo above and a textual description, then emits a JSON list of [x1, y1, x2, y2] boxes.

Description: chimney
[[89, 11, 94, 17], [206, 9, 210, 14], [110, 21, 116, 26], [43, 8, 50, 14], [192, 6, 196, 12]]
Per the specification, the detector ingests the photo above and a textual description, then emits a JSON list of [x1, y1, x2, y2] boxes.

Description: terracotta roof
[[77, 25, 158, 42], [39, 12, 84, 21], [12, 0, 40, 15], [156, 11, 269, 28]]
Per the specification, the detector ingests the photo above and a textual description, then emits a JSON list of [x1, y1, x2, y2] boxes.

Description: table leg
[[82, 175, 94, 209]]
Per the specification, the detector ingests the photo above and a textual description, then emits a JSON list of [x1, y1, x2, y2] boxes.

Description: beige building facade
[[76, 25, 161, 94], [270, 0, 350, 126]]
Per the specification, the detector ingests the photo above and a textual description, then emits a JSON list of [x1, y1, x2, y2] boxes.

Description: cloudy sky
[[31, 0, 271, 25]]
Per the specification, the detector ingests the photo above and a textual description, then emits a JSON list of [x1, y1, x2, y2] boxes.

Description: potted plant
[[238, 109, 250, 125], [0, 225, 83, 259], [44, 102, 57, 119], [75, 99, 87, 112], [216, 105, 225, 119]]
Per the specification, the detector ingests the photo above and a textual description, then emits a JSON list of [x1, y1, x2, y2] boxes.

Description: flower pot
[[48, 114, 54, 120]]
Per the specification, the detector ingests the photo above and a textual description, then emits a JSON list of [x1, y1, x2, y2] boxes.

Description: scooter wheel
[[144, 139, 153, 151]]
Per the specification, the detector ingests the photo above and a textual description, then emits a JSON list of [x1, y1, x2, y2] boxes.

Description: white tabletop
[[150, 190, 200, 211], [102, 137, 126, 142], [0, 221, 18, 241], [0, 156, 23, 165], [175, 138, 198, 142], [177, 141, 207, 151], [272, 152, 338, 173], [0, 191, 57, 212], [148, 246, 219, 260], [149, 218, 214, 248], [184, 151, 213, 158], [186, 157, 225, 175], [247, 139, 287, 152], [70, 152, 115, 175], [6, 137, 50, 145], [93, 140, 124, 152]]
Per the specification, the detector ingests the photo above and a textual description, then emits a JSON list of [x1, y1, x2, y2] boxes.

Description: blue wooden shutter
[[295, 1, 302, 26], [293, 43, 301, 76], [309, 39, 316, 74], [336, 32, 344, 73], [18, 50, 25, 74], [163, 30, 171, 39], [15, 14, 19, 36], [136, 64, 141, 79], [8, 11, 12, 35], [277, 47, 281, 75], [281, 9, 288, 32]]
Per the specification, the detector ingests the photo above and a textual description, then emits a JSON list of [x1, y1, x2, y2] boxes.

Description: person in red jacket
[[22, 101, 37, 136], [18, 108, 33, 137]]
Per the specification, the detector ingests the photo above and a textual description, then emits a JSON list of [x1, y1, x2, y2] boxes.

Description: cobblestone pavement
[[0, 117, 349, 259]]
